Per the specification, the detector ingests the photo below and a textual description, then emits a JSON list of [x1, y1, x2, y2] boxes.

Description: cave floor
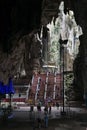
[[0, 106, 87, 130], [0, 117, 87, 130]]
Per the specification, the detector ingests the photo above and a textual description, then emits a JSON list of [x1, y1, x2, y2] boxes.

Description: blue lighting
[[0, 78, 15, 95]]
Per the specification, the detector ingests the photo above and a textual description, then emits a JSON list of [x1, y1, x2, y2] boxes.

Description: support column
[[53, 84, 56, 99], [44, 83, 47, 100]]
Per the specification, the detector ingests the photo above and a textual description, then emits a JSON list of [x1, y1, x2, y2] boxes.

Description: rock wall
[[71, 0, 87, 100], [0, 0, 43, 84]]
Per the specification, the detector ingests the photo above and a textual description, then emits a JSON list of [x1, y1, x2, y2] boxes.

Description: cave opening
[[0, 0, 86, 110]]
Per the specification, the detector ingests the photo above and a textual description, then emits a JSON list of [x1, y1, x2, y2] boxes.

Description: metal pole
[[62, 45, 64, 112], [9, 93, 12, 110], [60, 43, 65, 113], [59, 42, 62, 105], [59, 39, 67, 115]]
